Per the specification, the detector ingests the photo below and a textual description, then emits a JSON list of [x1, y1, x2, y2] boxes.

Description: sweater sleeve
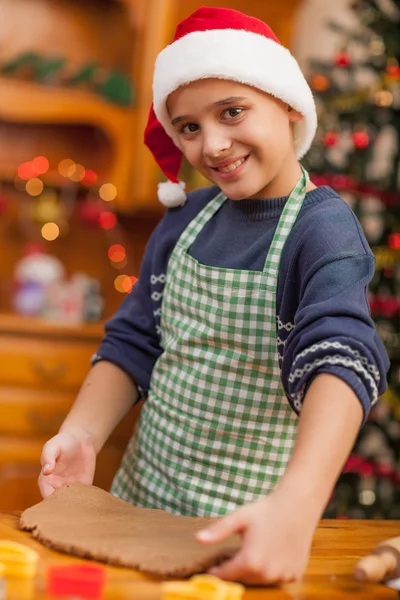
[[92, 224, 163, 399], [281, 252, 390, 423]]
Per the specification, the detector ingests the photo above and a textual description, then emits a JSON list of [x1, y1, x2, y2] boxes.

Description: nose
[[202, 127, 232, 159]]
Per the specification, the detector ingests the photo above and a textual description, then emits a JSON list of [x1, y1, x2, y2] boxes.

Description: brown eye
[[223, 107, 243, 120], [180, 123, 199, 134]]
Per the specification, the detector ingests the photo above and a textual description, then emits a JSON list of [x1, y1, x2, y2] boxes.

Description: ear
[[287, 105, 303, 123]]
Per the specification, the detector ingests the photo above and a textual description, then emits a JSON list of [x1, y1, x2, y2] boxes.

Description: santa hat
[[144, 6, 317, 208]]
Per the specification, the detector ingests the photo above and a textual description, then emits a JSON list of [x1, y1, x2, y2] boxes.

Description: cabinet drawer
[[0, 387, 141, 440], [0, 388, 72, 436], [0, 335, 96, 390]]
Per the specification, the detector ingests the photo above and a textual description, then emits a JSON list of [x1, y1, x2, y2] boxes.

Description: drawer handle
[[28, 410, 65, 434], [32, 361, 68, 381]]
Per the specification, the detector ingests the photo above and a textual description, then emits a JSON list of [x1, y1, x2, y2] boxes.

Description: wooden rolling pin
[[354, 536, 400, 583]]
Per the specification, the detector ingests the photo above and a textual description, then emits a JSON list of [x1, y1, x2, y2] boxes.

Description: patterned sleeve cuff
[[287, 341, 380, 418]]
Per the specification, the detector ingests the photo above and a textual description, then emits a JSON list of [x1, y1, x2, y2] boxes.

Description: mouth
[[209, 155, 250, 179]]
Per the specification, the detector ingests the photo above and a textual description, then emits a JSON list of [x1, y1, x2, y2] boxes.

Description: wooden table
[[0, 512, 399, 599]]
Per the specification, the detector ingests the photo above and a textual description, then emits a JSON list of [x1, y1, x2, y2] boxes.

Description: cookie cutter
[[47, 563, 107, 599], [0, 540, 39, 579], [162, 574, 244, 600]]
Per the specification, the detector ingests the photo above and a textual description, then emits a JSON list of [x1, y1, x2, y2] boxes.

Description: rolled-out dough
[[20, 484, 240, 577]]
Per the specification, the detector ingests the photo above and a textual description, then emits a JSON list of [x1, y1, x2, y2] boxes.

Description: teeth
[[217, 158, 245, 173]]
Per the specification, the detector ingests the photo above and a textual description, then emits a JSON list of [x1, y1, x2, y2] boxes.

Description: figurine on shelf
[[13, 243, 65, 317]]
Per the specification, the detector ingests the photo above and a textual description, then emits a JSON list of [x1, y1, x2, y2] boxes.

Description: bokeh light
[[32, 156, 49, 175], [18, 162, 37, 180], [58, 159, 75, 177], [26, 178, 44, 196], [41, 222, 60, 241], [99, 183, 117, 202], [69, 163, 85, 182], [99, 211, 117, 230], [108, 244, 126, 263]]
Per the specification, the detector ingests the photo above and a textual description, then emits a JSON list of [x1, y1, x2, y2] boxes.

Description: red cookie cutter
[[47, 563, 107, 599]]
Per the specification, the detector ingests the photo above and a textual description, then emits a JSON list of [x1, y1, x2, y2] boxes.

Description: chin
[[219, 184, 258, 201]]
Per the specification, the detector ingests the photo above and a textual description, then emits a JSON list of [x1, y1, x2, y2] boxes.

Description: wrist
[[59, 425, 97, 449], [273, 475, 327, 526]]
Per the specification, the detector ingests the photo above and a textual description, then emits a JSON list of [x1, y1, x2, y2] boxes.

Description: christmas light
[[98, 211, 117, 230], [26, 178, 44, 196], [114, 274, 129, 293], [67, 162, 78, 178], [108, 244, 126, 263], [99, 183, 117, 202], [82, 170, 98, 186], [311, 73, 330, 92], [41, 222, 60, 241], [375, 89, 393, 107], [69, 164, 85, 182], [122, 276, 134, 293], [18, 162, 37, 180], [32, 156, 49, 175], [58, 159, 75, 177]]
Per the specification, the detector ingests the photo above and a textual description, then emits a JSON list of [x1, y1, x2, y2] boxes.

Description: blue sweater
[[94, 185, 389, 421]]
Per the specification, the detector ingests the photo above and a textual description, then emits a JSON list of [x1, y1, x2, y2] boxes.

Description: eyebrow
[[171, 96, 248, 126]]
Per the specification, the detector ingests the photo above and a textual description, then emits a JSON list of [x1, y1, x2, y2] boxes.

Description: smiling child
[[38, 7, 389, 585]]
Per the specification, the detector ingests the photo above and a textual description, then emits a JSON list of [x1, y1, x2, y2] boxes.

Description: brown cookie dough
[[20, 484, 240, 578]]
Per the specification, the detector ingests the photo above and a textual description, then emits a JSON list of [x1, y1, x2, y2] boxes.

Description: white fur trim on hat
[[153, 29, 317, 159], [158, 180, 187, 207]]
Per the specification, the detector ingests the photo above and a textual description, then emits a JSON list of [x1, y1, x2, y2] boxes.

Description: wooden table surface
[[0, 512, 399, 599]]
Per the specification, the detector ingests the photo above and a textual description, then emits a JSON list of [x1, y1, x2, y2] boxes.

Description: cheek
[[181, 140, 203, 168]]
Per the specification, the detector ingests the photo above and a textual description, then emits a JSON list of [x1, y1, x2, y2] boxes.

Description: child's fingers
[[196, 508, 248, 544], [38, 476, 56, 499], [208, 551, 246, 581], [40, 439, 62, 473]]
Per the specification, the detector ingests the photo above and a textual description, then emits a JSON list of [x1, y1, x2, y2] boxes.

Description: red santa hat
[[144, 6, 317, 208]]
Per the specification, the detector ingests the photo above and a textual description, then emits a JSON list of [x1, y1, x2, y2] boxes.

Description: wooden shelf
[[0, 78, 132, 138], [0, 313, 105, 341]]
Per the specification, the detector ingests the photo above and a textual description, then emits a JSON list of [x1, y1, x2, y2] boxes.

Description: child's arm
[[197, 373, 363, 585], [38, 361, 138, 498], [59, 360, 138, 453]]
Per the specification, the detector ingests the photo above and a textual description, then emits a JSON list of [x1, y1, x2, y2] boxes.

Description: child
[[39, 7, 389, 585]]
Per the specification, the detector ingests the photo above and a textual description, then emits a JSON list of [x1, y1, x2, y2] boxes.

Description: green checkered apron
[[112, 169, 309, 516]]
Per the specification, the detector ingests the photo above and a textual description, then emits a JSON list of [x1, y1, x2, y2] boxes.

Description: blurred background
[[0, 0, 399, 515]]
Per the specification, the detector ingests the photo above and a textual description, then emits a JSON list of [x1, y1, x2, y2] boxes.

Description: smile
[[216, 157, 247, 173], [209, 155, 250, 179]]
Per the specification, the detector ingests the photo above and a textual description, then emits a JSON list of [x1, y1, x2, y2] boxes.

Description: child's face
[[167, 79, 303, 200]]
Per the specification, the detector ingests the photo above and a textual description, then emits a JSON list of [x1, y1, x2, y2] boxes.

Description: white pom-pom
[[157, 180, 187, 207]]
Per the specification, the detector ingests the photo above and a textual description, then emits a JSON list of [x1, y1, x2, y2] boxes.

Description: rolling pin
[[354, 536, 400, 583]]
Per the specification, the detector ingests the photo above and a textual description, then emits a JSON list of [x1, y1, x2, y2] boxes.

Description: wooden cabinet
[[0, 314, 139, 511], [0, 0, 303, 214]]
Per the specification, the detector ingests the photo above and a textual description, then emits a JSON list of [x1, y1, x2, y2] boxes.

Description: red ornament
[[386, 65, 400, 79], [353, 131, 370, 149], [335, 51, 350, 67], [389, 233, 400, 250], [78, 198, 104, 226], [323, 131, 339, 147]]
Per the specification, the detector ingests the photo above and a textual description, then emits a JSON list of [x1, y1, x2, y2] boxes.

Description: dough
[[20, 484, 240, 577]]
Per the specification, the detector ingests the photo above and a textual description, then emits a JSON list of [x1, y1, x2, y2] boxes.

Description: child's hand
[[196, 491, 317, 586], [38, 430, 97, 498]]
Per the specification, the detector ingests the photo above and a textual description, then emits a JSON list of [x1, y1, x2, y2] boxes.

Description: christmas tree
[[305, 0, 400, 519]]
